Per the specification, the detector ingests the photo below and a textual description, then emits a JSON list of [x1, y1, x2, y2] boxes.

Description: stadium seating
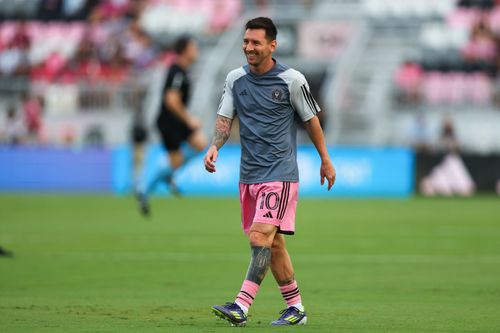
[[0, 0, 243, 146], [394, 0, 500, 107], [0, 0, 241, 81], [1, 0, 498, 152], [363, 0, 456, 21]]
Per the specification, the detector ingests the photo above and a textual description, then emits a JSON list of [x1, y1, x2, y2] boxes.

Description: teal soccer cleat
[[134, 191, 150, 217], [211, 302, 247, 327]]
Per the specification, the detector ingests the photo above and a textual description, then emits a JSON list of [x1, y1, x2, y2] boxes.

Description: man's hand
[[303, 116, 336, 191], [204, 145, 218, 173], [320, 159, 336, 191]]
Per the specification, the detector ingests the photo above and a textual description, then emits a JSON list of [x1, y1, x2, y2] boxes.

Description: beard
[[245, 48, 272, 66], [245, 52, 259, 65]]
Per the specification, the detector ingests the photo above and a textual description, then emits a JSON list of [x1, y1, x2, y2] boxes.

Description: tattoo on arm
[[212, 115, 233, 149], [245, 246, 271, 285]]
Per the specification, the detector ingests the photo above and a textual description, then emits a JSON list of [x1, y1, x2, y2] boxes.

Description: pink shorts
[[239, 181, 299, 235]]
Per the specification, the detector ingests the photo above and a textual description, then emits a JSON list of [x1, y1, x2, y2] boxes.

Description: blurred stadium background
[[1, 1, 500, 332], [1, 0, 500, 195]]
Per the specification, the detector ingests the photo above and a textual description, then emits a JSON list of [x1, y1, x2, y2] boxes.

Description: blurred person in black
[[130, 108, 148, 190], [135, 36, 207, 217], [440, 115, 459, 153]]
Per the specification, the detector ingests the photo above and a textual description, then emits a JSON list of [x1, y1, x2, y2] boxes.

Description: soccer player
[[204, 17, 336, 326], [136, 35, 207, 216]]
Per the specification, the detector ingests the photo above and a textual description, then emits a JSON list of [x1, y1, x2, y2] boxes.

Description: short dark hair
[[245, 17, 277, 41], [173, 35, 193, 55]]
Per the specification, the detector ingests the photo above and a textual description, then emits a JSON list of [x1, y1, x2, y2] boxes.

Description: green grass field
[[1, 195, 500, 332]]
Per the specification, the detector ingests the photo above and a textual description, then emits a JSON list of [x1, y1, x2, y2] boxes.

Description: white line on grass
[[41, 252, 500, 264]]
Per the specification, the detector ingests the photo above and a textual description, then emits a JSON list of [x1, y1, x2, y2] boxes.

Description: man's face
[[242, 29, 276, 67], [184, 41, 199, 65]]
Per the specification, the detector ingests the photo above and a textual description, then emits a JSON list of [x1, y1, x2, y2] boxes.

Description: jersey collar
[[245, 58, 279, 78]]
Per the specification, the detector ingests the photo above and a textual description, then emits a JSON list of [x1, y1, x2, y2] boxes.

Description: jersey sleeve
[[289, 73, 321, 122], [164, 66, 185, 92], [217, 73, 236, 119]]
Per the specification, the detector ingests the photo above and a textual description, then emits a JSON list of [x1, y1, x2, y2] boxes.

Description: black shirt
[[158, 63, 190, 123]]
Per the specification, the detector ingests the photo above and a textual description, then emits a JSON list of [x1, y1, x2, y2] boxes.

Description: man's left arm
[[303, 116, 336, 191], [288, 72, 336, 190]]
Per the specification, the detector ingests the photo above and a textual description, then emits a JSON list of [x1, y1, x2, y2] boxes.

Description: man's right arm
[[204, 115, 233, 173], [165, 90, 199, 130], [204, 70, 238, 173], [212, 115, 233, 149], [163, 67, 200, 130]]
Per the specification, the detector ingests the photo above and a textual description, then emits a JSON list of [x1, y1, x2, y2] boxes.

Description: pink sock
[[235, 280, 260, 309], [279, 280, 302, 307]]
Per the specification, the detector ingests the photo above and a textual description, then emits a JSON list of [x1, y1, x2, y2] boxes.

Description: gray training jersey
[[217, 61, 321, 184]]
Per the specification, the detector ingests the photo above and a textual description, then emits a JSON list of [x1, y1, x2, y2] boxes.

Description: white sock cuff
[[291, 303, 304, 312], [235, 301, 249, 315]]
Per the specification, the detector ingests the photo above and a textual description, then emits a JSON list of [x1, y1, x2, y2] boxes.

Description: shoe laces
[[224, 302, 239, 310], [278, 306, 299, 318]]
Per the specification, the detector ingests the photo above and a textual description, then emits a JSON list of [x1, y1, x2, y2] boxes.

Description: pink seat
[[26, 21, 44, 40], [447, 72, 467, 105], [31, 23, 50, 42], [172, 0, 195, 10], [68, 22, 86, 43], [190, 0, 212, 11], [466, 73, 492, 105], [173, 0, 213, 13], [488, 7, 500, 34], [447, 8, 481, 29], [422, 72, 447, 105], [47, 23, 68, 38], [88, 24, 109, 45], [210, 0, 242, 33], [149, 0, 173, 5], [394, 62, 423, 95], [461, 39, 497, 62], [0, 21, 17, 45]]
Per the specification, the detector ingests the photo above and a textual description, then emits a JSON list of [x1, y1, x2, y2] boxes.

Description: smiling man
[[204, 17, 336, 327]]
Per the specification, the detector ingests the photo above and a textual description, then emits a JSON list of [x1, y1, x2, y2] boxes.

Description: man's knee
[[248, 222, 276, 247], [249, 231, 270, 247]]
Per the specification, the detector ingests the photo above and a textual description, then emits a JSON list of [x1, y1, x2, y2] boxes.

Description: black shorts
[[156, 115, 193, 151]]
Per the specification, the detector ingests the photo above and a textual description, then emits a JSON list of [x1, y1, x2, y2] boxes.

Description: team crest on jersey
[[271, 88, 284, 101]]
